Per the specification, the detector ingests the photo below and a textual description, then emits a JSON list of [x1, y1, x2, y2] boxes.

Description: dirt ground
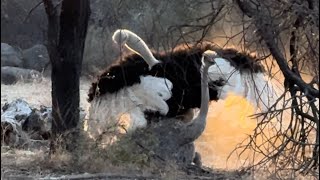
[[1, 78, 316, 180], [1, 146, 250, 179]]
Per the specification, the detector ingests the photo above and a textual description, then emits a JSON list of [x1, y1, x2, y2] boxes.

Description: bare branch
[[23, 1, 43, 23], [235, 0, 319, 99]]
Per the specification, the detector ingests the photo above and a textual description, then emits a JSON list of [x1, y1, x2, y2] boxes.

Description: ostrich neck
[[179, 65, 210, 145], [125, 31, 160, 68], [198, 65, 210, 120]]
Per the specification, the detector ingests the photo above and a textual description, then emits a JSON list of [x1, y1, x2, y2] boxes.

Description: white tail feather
[[87, 76, 172, 141], [209, 58, 277, 112]]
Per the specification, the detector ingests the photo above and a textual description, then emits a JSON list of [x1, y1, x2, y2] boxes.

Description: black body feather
[[88, 42, 264, 117]]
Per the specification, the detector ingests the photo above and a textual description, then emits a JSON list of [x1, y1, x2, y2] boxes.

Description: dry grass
[[1, 130, 187, 179]]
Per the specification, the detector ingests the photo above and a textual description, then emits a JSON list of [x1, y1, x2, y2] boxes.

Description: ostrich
[[130, 50, 218, 166], [88, 29, 275, 123], [87, 30, 277, 142]]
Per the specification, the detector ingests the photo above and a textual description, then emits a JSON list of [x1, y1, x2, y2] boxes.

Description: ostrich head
[[207, 57, 236, 99], [202, 50, 217, 67], [112, 29, 160, 69], [112, 29, 129, 46]]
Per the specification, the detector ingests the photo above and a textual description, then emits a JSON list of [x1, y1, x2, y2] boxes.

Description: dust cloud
[[195, 95, 258, 169], [195, 68, 316, 170]]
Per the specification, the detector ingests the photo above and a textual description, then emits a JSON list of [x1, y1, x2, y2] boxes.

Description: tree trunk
[[43, 0, 90, 153]]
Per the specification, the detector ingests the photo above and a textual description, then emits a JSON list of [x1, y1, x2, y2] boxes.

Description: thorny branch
[[236, 0, 319, 97], [229, 0, 319, 176], [23, 1, 43, 23]]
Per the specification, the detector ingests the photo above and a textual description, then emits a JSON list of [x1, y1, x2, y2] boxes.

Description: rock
[[1, 99, 87, 148], [0, 119, 24, 146], [22, 105, 52, 140], [22, 106, 86, 140], [22, 44, 50, 72], [1, 43, 23, 67], [2, 99, 33, 122], [1, 99, 32, 146], [1, 66, 42, 85]]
